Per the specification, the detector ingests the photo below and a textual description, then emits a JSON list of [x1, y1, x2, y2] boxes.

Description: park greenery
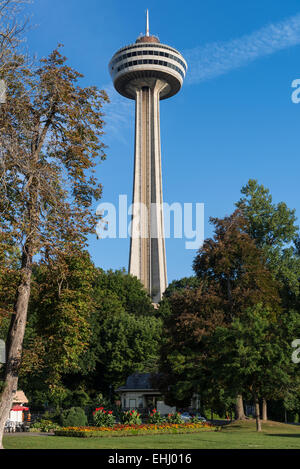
[[0, 0, 300, 449], [4, 420, 300, 449]]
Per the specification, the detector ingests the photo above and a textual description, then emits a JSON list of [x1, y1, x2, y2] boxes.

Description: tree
[[0, 0, 29, 75], [83, 271, 161, 392], [236, 179, 298, 250], [158, 281, 225, 409], [94, 269, 155, 316], [207, 305, 298, 431], [162, 277, 201, 298], [19, 249, 97, 405], [15, 266, 161, 406], [159, 210, 281, 418], [193, 210, 282, 419], [92, 311, 162, 391], [0, 0, 28, 346], [236, 180, 300, 418], [193, 210, 280, 322], [236, 179, 300, 305], [0, 46, 108, 447]]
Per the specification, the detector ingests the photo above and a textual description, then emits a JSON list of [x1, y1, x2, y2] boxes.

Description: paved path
[[4, 432, 54, 437]]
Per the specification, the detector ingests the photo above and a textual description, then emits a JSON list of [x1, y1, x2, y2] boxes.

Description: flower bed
[[55, 421, 220, 438]]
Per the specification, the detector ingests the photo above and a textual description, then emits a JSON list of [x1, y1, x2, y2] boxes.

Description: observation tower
[[109, 11, 187, 303]]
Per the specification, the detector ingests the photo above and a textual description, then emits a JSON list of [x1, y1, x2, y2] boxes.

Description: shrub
[[121, 409, 142, 425], [148, 409, 165, 424], [63, 390, 91, 408], [31, 419, 60, 432], [59, 407, 87, 427], [190, 415, 204, 423], [93, 407, 116, 427], [166, 412, 183, 424]]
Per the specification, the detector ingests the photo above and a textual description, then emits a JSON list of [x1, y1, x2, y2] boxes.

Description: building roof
[[117, 373, 158, 391], [136, 35, 160, 44], [13, 390, 28, 404]]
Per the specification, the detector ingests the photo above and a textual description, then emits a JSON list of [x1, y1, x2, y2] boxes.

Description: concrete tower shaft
[[129, 80, 168, 303], [109, 16, 187, 302]]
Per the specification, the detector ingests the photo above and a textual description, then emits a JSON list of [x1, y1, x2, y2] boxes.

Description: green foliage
[[159, 208, 285, 412], [62, 389, 91, 409], [93, 407, 116, 428], [31, 419, 61, 433], [163, 277, 201, 298], [18, 250, 97, 404], [236, 179, 298, 249], [158, 277, 200, 320], [236, 179, 300, 302], [147, 409, 165, 424], [207, 304, 300, 407], [190, 415, 204, 424], [15, 261, 162, 408], [166, 412, 183, 424], [59, 407, 87, 428], [121, 409, 142, 425], [89, 304, 162, 390], [94, 269, 155, 316]]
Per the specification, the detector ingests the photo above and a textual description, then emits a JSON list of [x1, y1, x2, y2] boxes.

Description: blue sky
[[25, 0, 300, 283]]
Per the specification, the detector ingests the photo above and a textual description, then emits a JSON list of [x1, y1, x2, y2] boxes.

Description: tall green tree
[[19, 249, 97, 404], [236, 179, 300, 304], [82, 270, 161, 393], [94, 269, 155, 316], [90, 310, 162, 391], [158, 280, 225, 409], [207, 305, 299, 431], [0, 46, 108, 447], [159, 210, 281, 417]]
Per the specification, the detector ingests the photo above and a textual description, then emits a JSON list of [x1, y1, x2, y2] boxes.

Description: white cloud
[[185, 13, 300, 84], [102, 14, 300, 138]]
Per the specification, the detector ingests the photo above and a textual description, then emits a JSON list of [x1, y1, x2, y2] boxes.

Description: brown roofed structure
[[136, 35, 160, 44], [13, 390, 28, 405]]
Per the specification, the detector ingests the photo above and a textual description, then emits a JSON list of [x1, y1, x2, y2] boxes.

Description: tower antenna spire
[[146, 9, 150, 36]]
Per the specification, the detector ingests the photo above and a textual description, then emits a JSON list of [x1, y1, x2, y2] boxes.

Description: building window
[[112, 50, 187, 72], [129, 399, 136, 408], [116, 60, 185, 79]]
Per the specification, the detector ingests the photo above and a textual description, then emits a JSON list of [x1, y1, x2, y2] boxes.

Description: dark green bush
[[59, 407, 87, 427]]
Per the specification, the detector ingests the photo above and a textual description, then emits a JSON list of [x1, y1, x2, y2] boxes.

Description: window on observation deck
[[112, 49, 187, 72], [116, 59, 185, 78]]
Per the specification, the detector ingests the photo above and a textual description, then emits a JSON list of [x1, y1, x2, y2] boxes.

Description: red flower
[[153, 409, 157, 413], [108, 411, 113, 414]]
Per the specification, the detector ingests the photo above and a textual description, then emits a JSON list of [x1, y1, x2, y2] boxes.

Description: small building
[[9, 390, 29, 424], [117, 373, 176, 415]]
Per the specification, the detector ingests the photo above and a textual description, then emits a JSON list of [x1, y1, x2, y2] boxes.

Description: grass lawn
[[3, 420, 300, 449]]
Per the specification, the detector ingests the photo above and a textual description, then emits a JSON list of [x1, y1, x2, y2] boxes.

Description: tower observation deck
[[109, 11, 187, 303]]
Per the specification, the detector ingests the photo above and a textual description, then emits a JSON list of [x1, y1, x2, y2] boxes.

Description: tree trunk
[[235, 395, 246, 420], [0, 251, 32, 449], [262, 398, 267, 421], [254, 394, 262, 432]]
